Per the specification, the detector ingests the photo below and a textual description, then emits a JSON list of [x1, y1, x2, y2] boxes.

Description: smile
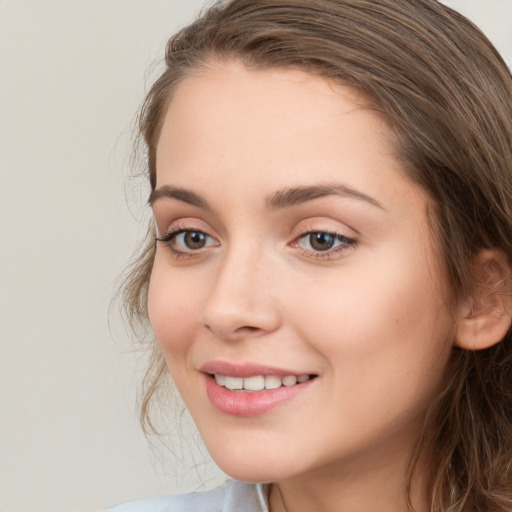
[[203, 369, 317, 417], [214, 373, 311, 391]]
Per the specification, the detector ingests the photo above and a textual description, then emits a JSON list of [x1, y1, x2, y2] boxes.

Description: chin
[[205, 444, 297, 484], [216, 462, 284, 484]]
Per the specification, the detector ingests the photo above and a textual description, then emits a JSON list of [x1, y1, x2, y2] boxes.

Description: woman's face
[[148, 62, 456, 484]]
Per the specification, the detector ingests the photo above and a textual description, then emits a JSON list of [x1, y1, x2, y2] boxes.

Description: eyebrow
[[148, 186, 211, 210], [149, 182, 384, 211], [265, 183, 385, 211]]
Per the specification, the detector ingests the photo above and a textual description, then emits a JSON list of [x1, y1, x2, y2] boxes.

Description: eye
[[156, 227, 218, 255], [304, 232, 338, 251], [293, 231, 356, 257], [177, 231, 209, 250]]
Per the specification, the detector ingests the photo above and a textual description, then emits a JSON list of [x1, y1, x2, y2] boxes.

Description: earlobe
[[455, 250, 512, 351]]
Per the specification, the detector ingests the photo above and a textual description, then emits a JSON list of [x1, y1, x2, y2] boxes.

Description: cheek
[[147, 262, 201, 359], [288, 272, 454, 439], [288, 256, 453, 379]]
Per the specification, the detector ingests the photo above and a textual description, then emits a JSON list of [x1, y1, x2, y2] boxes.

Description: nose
[[201, 245, 281, 342]]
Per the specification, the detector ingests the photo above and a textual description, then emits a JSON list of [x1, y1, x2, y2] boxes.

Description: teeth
[[282, 375, 297, 387], [215, 373, 311, 391], [264, 375, 282, 390], [243, 376, 265, 391], [224, 376, 243, 390]]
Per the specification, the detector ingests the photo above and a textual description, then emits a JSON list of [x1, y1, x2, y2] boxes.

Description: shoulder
[[103, 480, 269, 512]]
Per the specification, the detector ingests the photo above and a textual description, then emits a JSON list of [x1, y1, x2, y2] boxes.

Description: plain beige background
[[1, 1, 511, 511]]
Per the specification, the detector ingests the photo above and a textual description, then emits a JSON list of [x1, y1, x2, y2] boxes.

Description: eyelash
[[155, 224, 357, 261], [155, 224, 215, 259], [292, 231, 357, 260]]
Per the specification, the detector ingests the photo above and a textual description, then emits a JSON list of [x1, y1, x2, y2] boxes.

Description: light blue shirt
[[104, 480, 269, 512]]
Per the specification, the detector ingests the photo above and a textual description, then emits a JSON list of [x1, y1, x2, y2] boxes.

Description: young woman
[[108, 1, 512, 510]]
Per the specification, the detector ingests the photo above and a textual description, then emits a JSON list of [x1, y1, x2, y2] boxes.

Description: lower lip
[[204, 375, 314, 417]]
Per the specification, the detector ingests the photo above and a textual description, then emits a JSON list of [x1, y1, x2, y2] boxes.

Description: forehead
[[155, 61, 402, 191], [160, 62, 376, 132]]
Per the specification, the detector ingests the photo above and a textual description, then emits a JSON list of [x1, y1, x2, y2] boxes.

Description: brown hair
[[122, 1, 512, 510]]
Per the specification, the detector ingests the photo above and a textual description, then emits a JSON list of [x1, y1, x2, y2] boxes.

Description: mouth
[[201, 364, 318, 417], [211, 373, 314, 392]]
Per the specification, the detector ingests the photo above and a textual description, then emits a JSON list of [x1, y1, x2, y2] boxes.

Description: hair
[[121, 1, 512, 510]]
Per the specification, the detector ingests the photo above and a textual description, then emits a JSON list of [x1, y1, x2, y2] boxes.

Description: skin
[[148, 61, 459, 512]]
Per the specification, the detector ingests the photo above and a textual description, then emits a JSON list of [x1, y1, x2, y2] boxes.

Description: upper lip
[[199, 361, 313, 378]]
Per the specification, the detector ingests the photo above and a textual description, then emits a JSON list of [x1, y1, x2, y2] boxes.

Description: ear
[[455, 250, 512, 350]]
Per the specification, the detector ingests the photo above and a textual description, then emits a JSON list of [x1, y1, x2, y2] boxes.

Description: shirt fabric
[[104, 480, 269, 512]]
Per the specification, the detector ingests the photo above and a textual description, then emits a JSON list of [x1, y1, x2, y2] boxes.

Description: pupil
[[185, 231, 206, 249], [310, 232, 335, 251]]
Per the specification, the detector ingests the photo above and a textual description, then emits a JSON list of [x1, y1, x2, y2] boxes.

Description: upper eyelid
[[292, 230, 357, 247], [155, 218, 357, 245], [157, 226, 215, 242], [291, 219, 357, 239], [296, 230, 355, 240], [156, 218, 215, 237], [157, 224, 354, 239]]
